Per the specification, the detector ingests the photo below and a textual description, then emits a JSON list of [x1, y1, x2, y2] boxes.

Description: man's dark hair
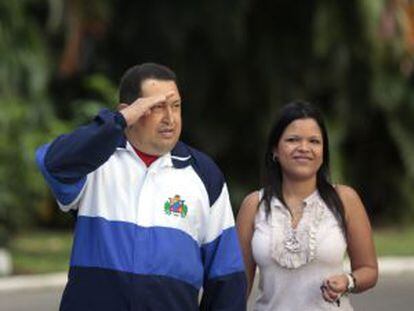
[[119, 63, 177, 104]]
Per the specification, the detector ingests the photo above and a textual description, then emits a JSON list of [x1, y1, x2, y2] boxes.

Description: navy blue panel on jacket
[[60, 267, 199, 311], [171, 141, 224, 207], [36, 144, 87, 205], [200, 271, 247, 311], [45, 109, 126, 184]]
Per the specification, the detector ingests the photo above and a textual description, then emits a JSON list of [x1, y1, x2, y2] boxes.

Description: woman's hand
[[321, 274, 348, 305]]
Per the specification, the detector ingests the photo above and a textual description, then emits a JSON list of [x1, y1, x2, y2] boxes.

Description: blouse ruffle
[[269, 192, 326, 269]]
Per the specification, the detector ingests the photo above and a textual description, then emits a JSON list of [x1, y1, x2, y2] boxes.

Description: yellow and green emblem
[[164, 195, 188, 218]]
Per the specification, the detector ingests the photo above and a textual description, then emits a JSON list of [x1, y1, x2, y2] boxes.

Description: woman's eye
[[286, 137, 299, 142]]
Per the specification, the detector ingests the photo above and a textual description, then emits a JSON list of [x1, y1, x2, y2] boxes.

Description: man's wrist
[[114, 111, 127, 129]]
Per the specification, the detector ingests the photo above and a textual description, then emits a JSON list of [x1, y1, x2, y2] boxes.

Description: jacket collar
[[117, 135, 127, 148], [117, 138, 192, 169], [170, 141, 192, 168]]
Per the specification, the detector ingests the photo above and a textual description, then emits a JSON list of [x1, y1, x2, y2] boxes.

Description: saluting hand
[[118, 91, 175, 127]]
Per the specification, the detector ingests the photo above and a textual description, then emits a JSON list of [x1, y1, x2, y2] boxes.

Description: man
[[36, 63, 246, 310]]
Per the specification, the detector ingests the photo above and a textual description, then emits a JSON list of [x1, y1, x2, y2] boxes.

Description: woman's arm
[[339, 184, 378, 292], [236, 191, 260, 297], [322, 185, 378, 302]]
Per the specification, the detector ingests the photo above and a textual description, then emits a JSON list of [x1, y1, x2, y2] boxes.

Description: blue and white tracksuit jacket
[[35, 109, 247, 311]]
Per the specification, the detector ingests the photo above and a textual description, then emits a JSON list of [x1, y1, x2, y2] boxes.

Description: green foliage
[[374, 226, 414, 256], [290, 0, 414, 222], [0, 1, 70, 240], [71, 74, 116, 124], [10, 230, 72, 274], [1, 0, 414, 239]]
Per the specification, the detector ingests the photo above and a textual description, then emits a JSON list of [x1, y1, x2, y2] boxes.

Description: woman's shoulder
[[334, 184, 360, 202], [237, 191, 261, 222], [334, 184, 365, 217], [241, 190, 261, 209]]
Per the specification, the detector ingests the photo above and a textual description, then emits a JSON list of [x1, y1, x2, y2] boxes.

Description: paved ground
[[0, 287, 63, 311], [247, 272, 414, 311], [350, 273, 414, 311], [0, 273, 413, 310]]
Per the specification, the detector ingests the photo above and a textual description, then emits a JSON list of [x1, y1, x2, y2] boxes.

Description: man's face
[[129, 79, 182, 155]]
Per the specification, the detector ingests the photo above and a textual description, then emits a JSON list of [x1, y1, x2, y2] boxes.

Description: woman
[[237, 101, 378, 310]]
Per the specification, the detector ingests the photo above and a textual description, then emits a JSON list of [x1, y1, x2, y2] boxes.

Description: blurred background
[[0, 0, 414, 309]]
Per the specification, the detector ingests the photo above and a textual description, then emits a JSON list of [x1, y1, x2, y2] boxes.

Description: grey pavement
[[0, 287, 63, 311], [247, 270, 414, 311], [1, 274, 414, 311], [0, 257, 414, 311], [350, 273, 414, 311]]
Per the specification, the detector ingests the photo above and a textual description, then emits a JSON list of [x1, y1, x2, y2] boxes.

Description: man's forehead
[[141, 79, 180, 97]]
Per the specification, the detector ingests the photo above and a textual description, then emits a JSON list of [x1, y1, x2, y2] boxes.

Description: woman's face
[[274, 118, 323, 181]]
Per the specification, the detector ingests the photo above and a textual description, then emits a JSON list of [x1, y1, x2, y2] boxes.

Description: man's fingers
[[146, 91, 174, 106], [144, 91, 174, 106], [165, 91, 175, 99], [120, 91, 176, 126], [130, 94, 163, 107], [143, 94, 166, 106], [130, 89, 176, 108]]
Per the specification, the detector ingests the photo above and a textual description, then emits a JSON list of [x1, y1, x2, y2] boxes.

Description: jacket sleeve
[[35, 109, 126, 210], [200, 183, 247, 311]]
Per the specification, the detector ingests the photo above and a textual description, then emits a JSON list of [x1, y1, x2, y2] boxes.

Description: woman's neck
[[282, 176, 317, 202]]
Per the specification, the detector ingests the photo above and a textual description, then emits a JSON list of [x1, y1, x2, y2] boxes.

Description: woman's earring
[[272, 153, 278, 162]]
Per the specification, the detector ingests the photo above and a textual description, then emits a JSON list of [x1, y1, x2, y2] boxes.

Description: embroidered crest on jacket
[[164, 195, 188, 218]]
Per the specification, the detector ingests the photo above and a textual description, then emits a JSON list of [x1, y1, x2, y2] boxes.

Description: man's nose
[[163, 106, 174, 124]]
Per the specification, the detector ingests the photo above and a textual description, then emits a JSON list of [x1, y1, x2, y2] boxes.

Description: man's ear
[[117, 103, 128, 111]]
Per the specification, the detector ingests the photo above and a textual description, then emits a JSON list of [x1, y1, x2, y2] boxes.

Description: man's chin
[[154, 141, 178, 155]]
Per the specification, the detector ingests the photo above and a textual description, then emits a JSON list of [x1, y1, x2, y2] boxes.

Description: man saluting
[[36, 63, 246, 311]]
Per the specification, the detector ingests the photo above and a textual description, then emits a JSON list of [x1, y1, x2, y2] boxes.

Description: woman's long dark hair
[[261, 101, 345, 227]]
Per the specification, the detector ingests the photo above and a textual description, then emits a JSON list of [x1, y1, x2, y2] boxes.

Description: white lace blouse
[[251, 190, 353, 311]]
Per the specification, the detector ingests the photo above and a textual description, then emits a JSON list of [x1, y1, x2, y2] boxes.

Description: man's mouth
[[159, 128, 175, 138]]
